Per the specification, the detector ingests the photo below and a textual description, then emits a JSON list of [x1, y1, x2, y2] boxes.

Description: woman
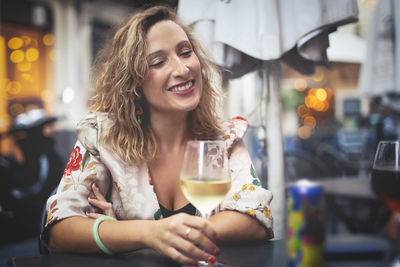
[[41, 6, 273, 266]]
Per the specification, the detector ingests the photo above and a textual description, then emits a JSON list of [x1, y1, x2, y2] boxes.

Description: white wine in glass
[[180, 140, 231, 219]]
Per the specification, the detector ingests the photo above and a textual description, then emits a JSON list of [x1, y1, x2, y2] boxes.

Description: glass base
[[183, 261, 230, 267]]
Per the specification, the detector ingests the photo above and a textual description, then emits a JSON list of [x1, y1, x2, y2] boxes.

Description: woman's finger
[[85, 211, 104, 219], [88, 197, 116, 218], [182, 215, 218, 244], [92, 183, 107, 202], [181, 226, 218, 256], [164, 246, 199, 266]]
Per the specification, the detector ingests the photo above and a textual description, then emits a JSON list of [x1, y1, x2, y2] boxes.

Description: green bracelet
[[92, 215, 116, 255]]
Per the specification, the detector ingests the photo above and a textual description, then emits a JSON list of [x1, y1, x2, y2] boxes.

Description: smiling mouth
[[169, 80, 194, 92]]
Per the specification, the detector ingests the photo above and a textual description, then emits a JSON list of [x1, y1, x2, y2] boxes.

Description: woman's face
[[142, 20, 203, 117]]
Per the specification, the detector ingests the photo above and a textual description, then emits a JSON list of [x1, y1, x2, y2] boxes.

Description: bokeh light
[[298, 125, 312, 139], [8, 37, 23, 50], [303, 115, 317, 128], [297, 104, 309, 118], [43, 33, 54, 46], [294, 79, 307, 92], [7, 81, 22, 94], [17, 61, 32, 72], [305, 94, 317, 109], [26, 48, 39, 62], [10, 50, 24, 63], [9, 103, 24, 116], [21, 73, 34, 82], [21, 36, 32, 47], [315, 88, 327, 101]]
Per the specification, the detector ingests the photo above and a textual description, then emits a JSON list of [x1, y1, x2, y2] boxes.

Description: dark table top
[[7, 238, 390, 267]]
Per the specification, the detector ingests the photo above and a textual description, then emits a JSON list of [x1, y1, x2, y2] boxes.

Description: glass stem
[[396, 214, 400, 259]]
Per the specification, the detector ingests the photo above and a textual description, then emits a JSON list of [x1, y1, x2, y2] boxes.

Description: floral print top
[[41, 113, 274, 245]]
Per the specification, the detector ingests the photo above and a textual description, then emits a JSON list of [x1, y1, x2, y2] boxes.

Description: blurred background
[[0, 0, 398, 264]]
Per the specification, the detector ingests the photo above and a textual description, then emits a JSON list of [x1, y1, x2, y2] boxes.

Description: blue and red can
[[287, 179, 325, 267]]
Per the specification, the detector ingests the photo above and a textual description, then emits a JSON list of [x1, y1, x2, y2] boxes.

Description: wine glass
[[370, 140, 400, 265], [180, 140, 231, 266]]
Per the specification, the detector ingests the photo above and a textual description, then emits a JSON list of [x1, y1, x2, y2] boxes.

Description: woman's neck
[[149, 111, 191, 152]]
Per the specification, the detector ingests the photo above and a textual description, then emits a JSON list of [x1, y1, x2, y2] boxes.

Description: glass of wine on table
[[180, 140, 231, 266], [370, 140, 400, 265]]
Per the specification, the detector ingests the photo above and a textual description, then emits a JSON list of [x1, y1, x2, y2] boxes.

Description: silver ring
[[185, 228, 191, 238]]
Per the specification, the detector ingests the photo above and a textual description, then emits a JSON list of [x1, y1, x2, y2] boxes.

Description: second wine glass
[[370, 140, 400, 265]]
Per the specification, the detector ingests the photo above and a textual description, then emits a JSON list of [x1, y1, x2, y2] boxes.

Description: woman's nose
[[171, 57, 189, 77]]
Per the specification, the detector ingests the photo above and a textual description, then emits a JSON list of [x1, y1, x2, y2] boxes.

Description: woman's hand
[[86, 183, 218, 264], [146, 213, 220, 265], [87, 182, 116, 219]]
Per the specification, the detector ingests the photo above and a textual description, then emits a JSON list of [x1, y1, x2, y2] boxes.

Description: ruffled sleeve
[[220, 117, 274, 238], [40, 113, 112, 246]]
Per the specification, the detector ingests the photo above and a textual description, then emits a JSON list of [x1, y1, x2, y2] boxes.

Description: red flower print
[[63, 146, 83, 177]]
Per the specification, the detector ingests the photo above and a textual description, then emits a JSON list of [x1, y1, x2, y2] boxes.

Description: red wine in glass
[[370, 141, 400, 264], [370, 168, 400, 213]]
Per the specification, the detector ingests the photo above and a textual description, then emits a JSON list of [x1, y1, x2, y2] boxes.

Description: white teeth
[[170, 81, 193, 92]]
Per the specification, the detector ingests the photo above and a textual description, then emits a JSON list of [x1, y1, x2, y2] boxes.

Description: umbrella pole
[[263, 60, 286, 240]]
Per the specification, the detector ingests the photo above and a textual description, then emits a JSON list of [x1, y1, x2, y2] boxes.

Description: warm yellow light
[[294, 79, 307, 91], [8, 37, 23, 50], [21, 73, 34, 82], [26, 48, 39, 62], [40, 90, 53, 102], [298, 125, 312, 139], [49, 49, 55, 61], [17, 61, 32, 72], [305, 95, 317, 108], [10, 50, 25, 63], [297, 104, 309, 117], [315, 88, 327, 101], [43, 34, 54, 46], [314, 101, 326, 112], [7, 81, 22, 94], [303, 115, 317, 128], [21, 36, 32, 47], [0, 78, 10, 90], [9, 103, 24, 116]]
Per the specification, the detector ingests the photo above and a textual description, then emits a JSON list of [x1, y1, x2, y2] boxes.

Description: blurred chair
[[38, 186, 58, 254]]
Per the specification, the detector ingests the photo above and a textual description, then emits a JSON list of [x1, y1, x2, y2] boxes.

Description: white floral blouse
[[41, 113, 274, 245]]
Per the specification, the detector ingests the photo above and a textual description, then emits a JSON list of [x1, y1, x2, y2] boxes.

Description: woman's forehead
[[145, 20, 189, 53]]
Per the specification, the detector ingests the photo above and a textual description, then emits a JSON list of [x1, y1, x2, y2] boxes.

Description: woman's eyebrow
[[147, 40, 192, 59], [176, 40, 191, 50], [146, 50, 165, 60]]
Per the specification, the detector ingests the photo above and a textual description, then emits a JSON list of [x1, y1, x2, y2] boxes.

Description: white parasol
[[359, 0, 400, 97], [178, 0, 358, 239]]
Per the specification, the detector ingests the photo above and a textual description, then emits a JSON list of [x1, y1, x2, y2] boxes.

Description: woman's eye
[[149, 60, 164, 68], [181, 50, 193, 57]]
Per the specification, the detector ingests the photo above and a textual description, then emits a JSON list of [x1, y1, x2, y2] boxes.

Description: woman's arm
[[49, 181, 219, 265], [49, 213, 219, 265], [212, 139, 273, 243], [209, 210, 269, 243]]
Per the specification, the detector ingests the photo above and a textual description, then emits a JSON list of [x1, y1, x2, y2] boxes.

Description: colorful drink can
[[287, 179, 325, 267]]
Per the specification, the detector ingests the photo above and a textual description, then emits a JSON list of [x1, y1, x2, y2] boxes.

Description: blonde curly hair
[[90, 6, 224, 163]]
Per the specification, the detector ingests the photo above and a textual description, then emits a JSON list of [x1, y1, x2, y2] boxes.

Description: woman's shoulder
[[76, 112, 114, 149], [220, 116, 249, 147], [77, 112, 114, 130]]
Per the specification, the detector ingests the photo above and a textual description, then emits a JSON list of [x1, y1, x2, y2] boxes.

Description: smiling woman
[[40, 6, 274, 266]]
